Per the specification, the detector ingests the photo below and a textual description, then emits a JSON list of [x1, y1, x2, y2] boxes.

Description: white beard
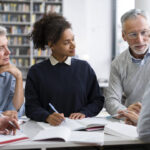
[[132, 45, 149, 55]]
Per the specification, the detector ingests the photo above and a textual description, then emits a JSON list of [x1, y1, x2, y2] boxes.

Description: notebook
[[104, 122, 138, 139], [0, 131, 29, 146]]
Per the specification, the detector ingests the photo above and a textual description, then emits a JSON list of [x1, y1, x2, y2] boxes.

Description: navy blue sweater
[[25, 58, 104, 122]]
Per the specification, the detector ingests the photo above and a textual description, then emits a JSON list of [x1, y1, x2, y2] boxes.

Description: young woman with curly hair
[[25, 13, 104, 126]]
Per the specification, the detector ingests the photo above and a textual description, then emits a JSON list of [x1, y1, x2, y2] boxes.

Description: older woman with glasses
[[105, 9, 150, 124]]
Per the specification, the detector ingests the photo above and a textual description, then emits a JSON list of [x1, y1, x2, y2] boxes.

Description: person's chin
[[134, 49, 147, 55], [3, 61, 10, 66]]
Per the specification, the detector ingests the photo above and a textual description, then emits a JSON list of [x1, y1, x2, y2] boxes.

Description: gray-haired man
[[105, 9, 150, 119]]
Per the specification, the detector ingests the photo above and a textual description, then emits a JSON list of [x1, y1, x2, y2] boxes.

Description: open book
[[37, 117, 107, 131], [0, 131, 29, 146], [32, 126, 104, 144], [22, 119, 105, 144], [104, 122, 138, 139]]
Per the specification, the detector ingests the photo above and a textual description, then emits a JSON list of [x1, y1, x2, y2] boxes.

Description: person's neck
[[52, 54, 67, 63], [129, 48, 148, 59]]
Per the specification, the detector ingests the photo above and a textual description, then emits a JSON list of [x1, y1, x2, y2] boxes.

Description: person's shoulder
[[0, 72, 15, 81], [29, 59, 50, 73], [71, 58, 89, 66], [112, 49, 128, 66], [30, 59, 49, 69]]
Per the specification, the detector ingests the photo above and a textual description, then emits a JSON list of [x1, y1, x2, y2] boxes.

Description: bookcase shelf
[[0, 0, 62, 80]]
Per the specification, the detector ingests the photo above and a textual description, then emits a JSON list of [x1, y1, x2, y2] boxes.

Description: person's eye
[[130, 33, 137, 37], [0, 47, 4, 51], [64, 41, 69, 45], [141, 31, 147, 35]]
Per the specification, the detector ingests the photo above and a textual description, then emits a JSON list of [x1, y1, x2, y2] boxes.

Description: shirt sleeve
[[25, 68, 50, 122], [79, 63, 104, 117], [104, 62, 126, 115], [137, 83, 150, 141]]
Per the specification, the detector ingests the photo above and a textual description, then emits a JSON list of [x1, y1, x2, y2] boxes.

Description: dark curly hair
[[31, 13, 71, 50]]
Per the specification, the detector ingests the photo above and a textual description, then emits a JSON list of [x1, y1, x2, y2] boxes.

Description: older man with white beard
[[105, 9, 150, 123]]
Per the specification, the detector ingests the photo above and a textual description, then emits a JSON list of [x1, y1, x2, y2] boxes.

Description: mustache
[[132, 44, 146, 47]]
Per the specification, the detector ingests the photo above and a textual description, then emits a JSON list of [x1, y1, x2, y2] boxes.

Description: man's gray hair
[[0, 26, 7, 36], [121, 9, 150, 29]]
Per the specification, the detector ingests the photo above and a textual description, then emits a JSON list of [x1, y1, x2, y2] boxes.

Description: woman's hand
[[46, 112, 65, 126], [2, 110, 18, 120], [69, 113, 85, 119], [0, 116, 20, 135]]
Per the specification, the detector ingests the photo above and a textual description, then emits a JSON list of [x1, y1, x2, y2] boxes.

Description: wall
[[63, 0, 112, 81]]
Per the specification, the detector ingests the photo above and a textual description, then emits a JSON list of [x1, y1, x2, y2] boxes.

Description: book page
[[32, 126, 71, 141], [0, 130, 28, 146], [60, 118, 85, 130], [77, 117, 110, 127], [104, 122, 138, 139], [70, 131, 104, 144]]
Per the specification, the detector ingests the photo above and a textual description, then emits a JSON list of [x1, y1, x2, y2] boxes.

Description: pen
[[49, 103, 65, 122], [107, 110, 129, 119], [49, 103, 59, 113], [0, 114, 16, 128]]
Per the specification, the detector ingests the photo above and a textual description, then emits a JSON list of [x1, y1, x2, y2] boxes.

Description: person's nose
[[4, 46, 10, 55], [135, 33, 144, 43], [71, 41, 76, 49]]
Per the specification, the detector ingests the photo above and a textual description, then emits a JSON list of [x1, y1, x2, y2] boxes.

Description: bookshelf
[[0, 0, 62, 80]]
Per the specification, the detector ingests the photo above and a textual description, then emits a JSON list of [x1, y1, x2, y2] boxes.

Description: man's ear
[[122, 31, 127, 41]]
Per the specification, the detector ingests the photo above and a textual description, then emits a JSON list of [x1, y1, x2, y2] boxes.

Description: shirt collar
[[128, 47, 150, 65], [0, 72, 6, 77], [49, 55, 71, 66]]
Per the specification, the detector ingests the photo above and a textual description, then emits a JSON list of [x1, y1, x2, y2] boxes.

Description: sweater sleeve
[[79, 63, 104, 117], [137, 83, 150, 141], [25, 67, 50, 122], [105, 61, 126, 115]]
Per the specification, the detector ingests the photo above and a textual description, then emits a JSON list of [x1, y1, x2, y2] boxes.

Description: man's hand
[[127, 102, 142, 114], [46, 112, 65, 126], [0, 64, 22, 79], [2, 110, 18, 120], [118, 110, 138, 126], [69, 113, 85, 119], [0, 116, 20, 135]]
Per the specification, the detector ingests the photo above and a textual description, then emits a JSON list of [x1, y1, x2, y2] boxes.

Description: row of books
[[33, 3, 43, 12], [10, 58, 30, 68], [0, 3, 30, 12], [10, 48, 30, 55], [0, 14, 30, 22], [10, 57, 47, 68], [6, 25, 30, 34], [33, 49, 51, 56], [8, 36, 30, 45], [46, 5, 61, 13], [9, 47, 51, 57]]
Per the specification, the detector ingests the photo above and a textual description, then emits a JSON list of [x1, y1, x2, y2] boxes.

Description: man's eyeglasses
[[126, 30, 150, 40]]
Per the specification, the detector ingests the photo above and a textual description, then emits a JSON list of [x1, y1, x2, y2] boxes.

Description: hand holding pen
[[117, 110, 138, 126], [0, 114, 20, 135], [46, 103, 65, 126]]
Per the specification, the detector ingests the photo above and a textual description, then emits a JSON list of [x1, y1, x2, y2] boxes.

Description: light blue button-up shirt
[[0, 72, 16, 111]]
